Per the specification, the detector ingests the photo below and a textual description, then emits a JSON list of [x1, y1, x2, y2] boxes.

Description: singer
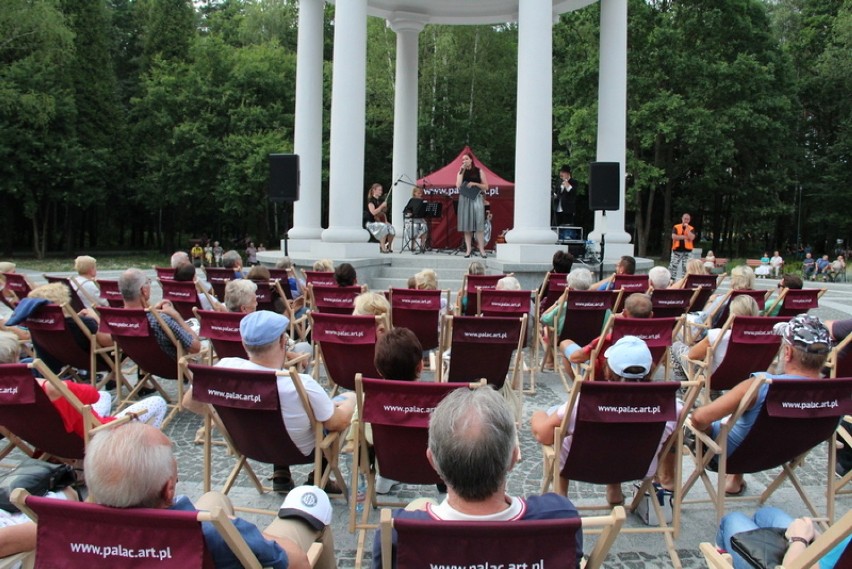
[[365, 183, 396, 253], [456, 152, 489, 258], [668, 212, 695, 280]]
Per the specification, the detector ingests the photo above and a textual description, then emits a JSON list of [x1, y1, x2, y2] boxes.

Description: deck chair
[[1, 273, 35, 308], [540, 378, 699, 568], [765, 287, 827, 317], [684, 315, 787, 404], [43, 275, 86, 312], [477, 288, 535, 391], [583, 316, 680, 381], [349, 376, 482, 567], [160, 279, 214, 320], [684, 274, 719, 312], [193, 309, 247, 363], [457, 274, 503, 315], [94, 278, 124, 307], [254, 280, 310, 342], [681, 375, 852, 523], [827, 335, 852, 498], [612, 274, 649, 313], [24, 303, 116, 386], [309, 284, 364, 315], [649, 288, 699, 319], [187, 363, 347, 505], [97, 306, 188, 427], [302, 270, 337, 288], [708, 289, 771, 328], [700, 508, 852, 569], [377, 506, 625, 569], [311, 313, 382, 393], [0, 360, 130, 463], [388, 288, 446, 354], [203, 266, 233, 301], [533, 272, 569, 377], [549, 289, 617, 390], [10, 488, 323, 569], [153, 265, 174, 281]]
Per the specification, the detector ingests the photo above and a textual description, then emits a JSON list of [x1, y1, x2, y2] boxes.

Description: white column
[[389, 14, 425, 250], [321, 0, 372, 248], [289, 0, 325, 248], [497, 0, 555, 262], [590, 0, 632, 258]]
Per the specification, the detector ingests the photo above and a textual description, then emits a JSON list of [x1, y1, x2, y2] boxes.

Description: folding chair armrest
[[699, 542, 733, 569], [583, 506, 626, 569], [10, 489, 35, 522], [684, 418, 721, 454], [285, 351, 311, 368], [0, 550, 32, 569], [318, 430, 340, 451], [89, 413, 138, 438], [306, 543, 323, 568]]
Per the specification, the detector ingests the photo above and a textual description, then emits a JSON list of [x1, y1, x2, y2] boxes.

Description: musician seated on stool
[[403, 187, 428, 253]]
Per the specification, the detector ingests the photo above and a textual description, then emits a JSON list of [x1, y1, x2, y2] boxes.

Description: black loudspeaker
[[588, 162, 620, 211], [269, 154, 300, 202]]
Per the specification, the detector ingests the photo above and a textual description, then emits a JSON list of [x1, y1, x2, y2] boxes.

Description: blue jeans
[[717, 507, 793, 569]]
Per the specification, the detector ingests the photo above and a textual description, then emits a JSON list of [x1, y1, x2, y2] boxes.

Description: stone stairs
[[366, 253, 499, 292]]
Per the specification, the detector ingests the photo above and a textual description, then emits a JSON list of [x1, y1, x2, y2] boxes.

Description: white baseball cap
[[604, 335, 652, 380], [277, 485, 332, 530]]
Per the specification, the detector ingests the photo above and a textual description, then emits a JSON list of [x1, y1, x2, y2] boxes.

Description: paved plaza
[[4, 265, 852, 567]]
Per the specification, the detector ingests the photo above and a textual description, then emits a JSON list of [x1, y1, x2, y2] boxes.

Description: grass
[[3, 253, 171, 273]]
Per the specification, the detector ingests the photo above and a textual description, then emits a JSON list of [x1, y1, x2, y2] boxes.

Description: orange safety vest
[[671, 224, 694, 251]]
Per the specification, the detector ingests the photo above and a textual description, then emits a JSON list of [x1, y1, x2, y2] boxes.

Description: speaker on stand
[[269, 154, 300, 256], [588, 162, 620, 280]]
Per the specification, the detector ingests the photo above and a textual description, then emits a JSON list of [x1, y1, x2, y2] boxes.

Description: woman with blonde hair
[[671, 258, 708, 289], [365, 183, 395, 253]]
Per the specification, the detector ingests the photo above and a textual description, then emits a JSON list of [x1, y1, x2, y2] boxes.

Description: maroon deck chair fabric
[[160, 280, 202, 320], [726, 378, 852, 474], [461, 274, 503, 316], [612, 274, 649, 313], [312, 313, 379, 391], [195, 309, 247, 360], [394, 517, 581, 569], [25, 304, 110, 376], [361, 378, 466, 484], [775, 289, 821, 317], [189, 363, 311, 466], [650, 288, 696, 318], [2, 273, 33, 300], [43, 275, 85, 312], [608, 317, 678, 371], [835, 342, 852, 379], [538, 272, 569, 315], [684, 274, 718, 311], [310, 285, 362, 315], [24, 494, 212, 569], [154, 266, 174, 281], [95, 279, 124, 308], [0, 364, 86, 460], [98, 307, 179, 380], [708, 316, 788, 391], [714, 290, 768, 326], [252, 280, 279, 312], [477, 289, 532, 319], [555, 290, 615, 348], [203, 267, 233, 301], [303, 271, 337, 288], [445, 316, 522, 389], [389, 288, 442, 351], [561, 381, 679, 484]]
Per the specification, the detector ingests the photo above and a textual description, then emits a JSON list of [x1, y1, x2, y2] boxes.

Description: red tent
[[416, 147, 515, 250]]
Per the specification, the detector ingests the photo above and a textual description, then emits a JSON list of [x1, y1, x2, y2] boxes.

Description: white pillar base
[[600, 241, 635, 261], [321, 227, 371, 243], [309, 241, 383, 259], [504, 227, 557, 245], [280, 238, 320, 254], [496, 243, 562, 263]]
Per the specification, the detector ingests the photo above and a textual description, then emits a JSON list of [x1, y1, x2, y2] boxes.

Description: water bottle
[[355, 474, 366, 513]]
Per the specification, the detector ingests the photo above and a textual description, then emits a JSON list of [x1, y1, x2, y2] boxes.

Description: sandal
[[725, 481, 747, 496]]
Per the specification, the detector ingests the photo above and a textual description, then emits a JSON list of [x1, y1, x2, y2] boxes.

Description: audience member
[[671, 258, 709, 290], [414, 269, 449, 316], [591, 255, 636, 291], [539, 268, 593, 371], [69, 255, 107, 309], [558, 293, 653, 380], [312, 259, 334, 272], [532, 336, 679, 501], [213, 241, 224, 266], [224, 279, 258, 313], [373, 387, 581, 569], [334, 263, 357, 287], [170, 251, 191, 269], [648, 266, 671, 290], [816, 254, 831, 280], [764, 273, 803, 316], [769, 250, 784, 278], [222, 250, 245, 279], [802, 252, 816, 280], [717, 507, 850, 569], [118, 268, 201, 360], [689, 314, 831, 495], [457, 261, 486, 314], [173, 262, 220, 311]]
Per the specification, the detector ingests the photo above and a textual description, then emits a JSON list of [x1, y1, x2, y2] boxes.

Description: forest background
[[1, 0, 849, 259]]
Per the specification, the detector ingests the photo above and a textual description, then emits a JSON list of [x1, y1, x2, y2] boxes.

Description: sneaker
[[375, 475, 399, 495]]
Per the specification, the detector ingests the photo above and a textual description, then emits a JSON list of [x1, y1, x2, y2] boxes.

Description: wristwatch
[[787, 536, 810, 546]]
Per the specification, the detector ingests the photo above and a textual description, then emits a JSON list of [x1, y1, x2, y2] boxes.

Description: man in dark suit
[[552, 164, 577, 226]]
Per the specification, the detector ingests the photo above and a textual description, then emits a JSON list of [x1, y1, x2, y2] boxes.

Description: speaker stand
[[598, 211, 607, 281]]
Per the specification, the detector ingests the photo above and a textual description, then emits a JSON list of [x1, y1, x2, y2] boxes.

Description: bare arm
[[477, 170, 489, 191], [322, 391, 356, 432], [531, 409, 562, 445], [691, 378, 755, 432], [687, 336, 710, 361], [155, 301, 202, 354], [782, 518, 816, 567]]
